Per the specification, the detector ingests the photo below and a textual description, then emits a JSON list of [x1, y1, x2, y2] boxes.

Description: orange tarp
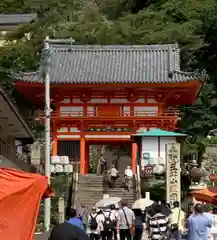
[[190, 187, 217, 205], [0, 168, 53, 240]]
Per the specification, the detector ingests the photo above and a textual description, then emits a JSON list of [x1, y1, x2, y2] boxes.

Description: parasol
[[95, 197, 121, 207], [132, 198, 154, 210], [190, 187, 217, 204]]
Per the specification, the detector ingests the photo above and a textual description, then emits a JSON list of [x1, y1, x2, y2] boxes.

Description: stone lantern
[[189, 159, 208, 190]]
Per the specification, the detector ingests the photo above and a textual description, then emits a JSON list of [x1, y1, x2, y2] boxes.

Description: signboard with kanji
[[143, 164, 154, 177], [166, 142, 181, 204]]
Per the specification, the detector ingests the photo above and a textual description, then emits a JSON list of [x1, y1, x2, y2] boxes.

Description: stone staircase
[[76, 174, 135, 211], [76, 174, 104, 210], [105, 175, 135, 207]]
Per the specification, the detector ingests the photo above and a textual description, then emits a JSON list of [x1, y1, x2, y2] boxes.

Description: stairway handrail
[[134, 165, 141, 200], [72, 162, 79, 208]]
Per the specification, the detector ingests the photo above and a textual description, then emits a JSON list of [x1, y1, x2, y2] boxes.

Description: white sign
[[166, 142, 181, 204]]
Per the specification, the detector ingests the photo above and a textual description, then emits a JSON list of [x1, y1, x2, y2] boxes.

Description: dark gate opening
[[57, 140, 80, 162]]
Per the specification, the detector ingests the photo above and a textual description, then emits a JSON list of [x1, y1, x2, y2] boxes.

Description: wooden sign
[[166, 142, 181, 204], [143, 164, 154, 177]]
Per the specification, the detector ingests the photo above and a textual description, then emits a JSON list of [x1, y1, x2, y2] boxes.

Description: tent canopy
[[0, 168, 53, 240]]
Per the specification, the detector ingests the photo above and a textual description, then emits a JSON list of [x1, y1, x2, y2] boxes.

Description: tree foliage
[[1, 0, 217, 151]]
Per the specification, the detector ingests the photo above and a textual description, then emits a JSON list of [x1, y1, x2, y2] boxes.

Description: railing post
[[58, 197, 65, 223]]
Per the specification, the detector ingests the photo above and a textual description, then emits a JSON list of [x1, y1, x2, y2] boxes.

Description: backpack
[[89, 214, 98, 230], [103, 212, 114, 232]]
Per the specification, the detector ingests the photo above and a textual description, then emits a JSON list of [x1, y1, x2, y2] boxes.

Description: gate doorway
[[89, 143, 131, 174], [57, 141, 80, 163]]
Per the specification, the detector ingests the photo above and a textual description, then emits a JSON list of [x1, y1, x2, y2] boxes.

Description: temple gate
[[13, 41, 201, 174]]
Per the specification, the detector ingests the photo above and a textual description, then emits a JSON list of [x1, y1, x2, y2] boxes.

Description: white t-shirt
[[87, 213, 104, 234], [211, 214, 217, 234], [125, 169, 133, 177]]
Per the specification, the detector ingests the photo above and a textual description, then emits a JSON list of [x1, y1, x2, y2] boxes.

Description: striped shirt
[[149, 213, 169, 239]]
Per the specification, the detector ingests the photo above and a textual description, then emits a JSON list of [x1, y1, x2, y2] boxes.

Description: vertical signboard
[[166, 142, 181, 204]]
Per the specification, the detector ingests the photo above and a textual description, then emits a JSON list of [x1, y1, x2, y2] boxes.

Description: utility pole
[[43, 36, 51, 232]]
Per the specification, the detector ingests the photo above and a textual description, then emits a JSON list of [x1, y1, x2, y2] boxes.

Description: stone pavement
[[34, 231, 149, 239]]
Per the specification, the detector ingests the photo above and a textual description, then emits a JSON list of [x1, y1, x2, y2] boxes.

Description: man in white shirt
[[108, 165, 119, 188], [101, 208, 116, 240], [87, 207, 103, 240], [124, 166, 133, 190], [169, 201, 185, 240]]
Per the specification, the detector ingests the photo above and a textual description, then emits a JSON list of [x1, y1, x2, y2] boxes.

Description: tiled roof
[[14, 40, 198, 84], [0, 14, 37, 25]]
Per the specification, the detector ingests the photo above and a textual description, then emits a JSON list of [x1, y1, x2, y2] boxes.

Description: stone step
[[79, 187, 103, 191]]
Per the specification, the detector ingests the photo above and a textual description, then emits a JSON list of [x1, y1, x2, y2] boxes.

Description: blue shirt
[[188, 214, 211, 240], [203, 212, 213, 235], [67, 217, 84, 230]]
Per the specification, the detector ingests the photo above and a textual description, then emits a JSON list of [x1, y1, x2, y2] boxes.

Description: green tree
[[1, 0, 217, 154]]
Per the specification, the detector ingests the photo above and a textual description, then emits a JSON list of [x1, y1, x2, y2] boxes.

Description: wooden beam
[[15, 80, 201, 90]]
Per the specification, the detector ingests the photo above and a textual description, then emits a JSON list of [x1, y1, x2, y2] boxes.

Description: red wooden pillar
[[132, 143, 137, 173], [80, 136, 86, 174], [52, 122, 58, 156], [85, 143, 89, 173]]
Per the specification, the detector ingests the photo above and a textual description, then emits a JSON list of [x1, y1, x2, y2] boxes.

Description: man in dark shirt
[[100, 155, 107, 174], [49, 222, 89, 240]]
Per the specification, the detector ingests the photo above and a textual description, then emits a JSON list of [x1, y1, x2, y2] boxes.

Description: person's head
[[203, 204, 212, 213], [213, 207, 217, 214], [127, 166, 131, 169], [96, 207, 101, 214], [194, 203, 204, 214], [92, 206, 96, 213], [115, 203, 120, 210], [121, 199, 128, 207], [111, 164, 115, 168], [111, 204, 115, 210], [69, 208, 77, 218], [173, 201, 180, 208], [133, 209, 142, 216], [154, 204, 162, 214]]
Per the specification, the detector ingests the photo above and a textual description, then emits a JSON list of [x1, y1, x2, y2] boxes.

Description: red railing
[[39, 110, 180, 119], [0, 138, 35, 171]]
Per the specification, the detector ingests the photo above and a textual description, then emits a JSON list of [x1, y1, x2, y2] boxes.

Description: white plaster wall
[[142, 137, 158, 165], [90, 98, 107, 103], [141, 136, 176, 166], [110, 98, 128, 103], [60, 106, 83, 116], [134, 106, 158, 116]]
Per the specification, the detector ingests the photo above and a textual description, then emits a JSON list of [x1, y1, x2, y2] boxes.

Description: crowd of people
[[48, 199, 217, 240], [145, 201, 217, 240]]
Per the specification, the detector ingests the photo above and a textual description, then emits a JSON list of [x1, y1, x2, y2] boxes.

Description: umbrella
[[132, 198, 154, 210], [95, 197, 121, 207], [145, 202, 171, 217], [190, 187, 217, 204]]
